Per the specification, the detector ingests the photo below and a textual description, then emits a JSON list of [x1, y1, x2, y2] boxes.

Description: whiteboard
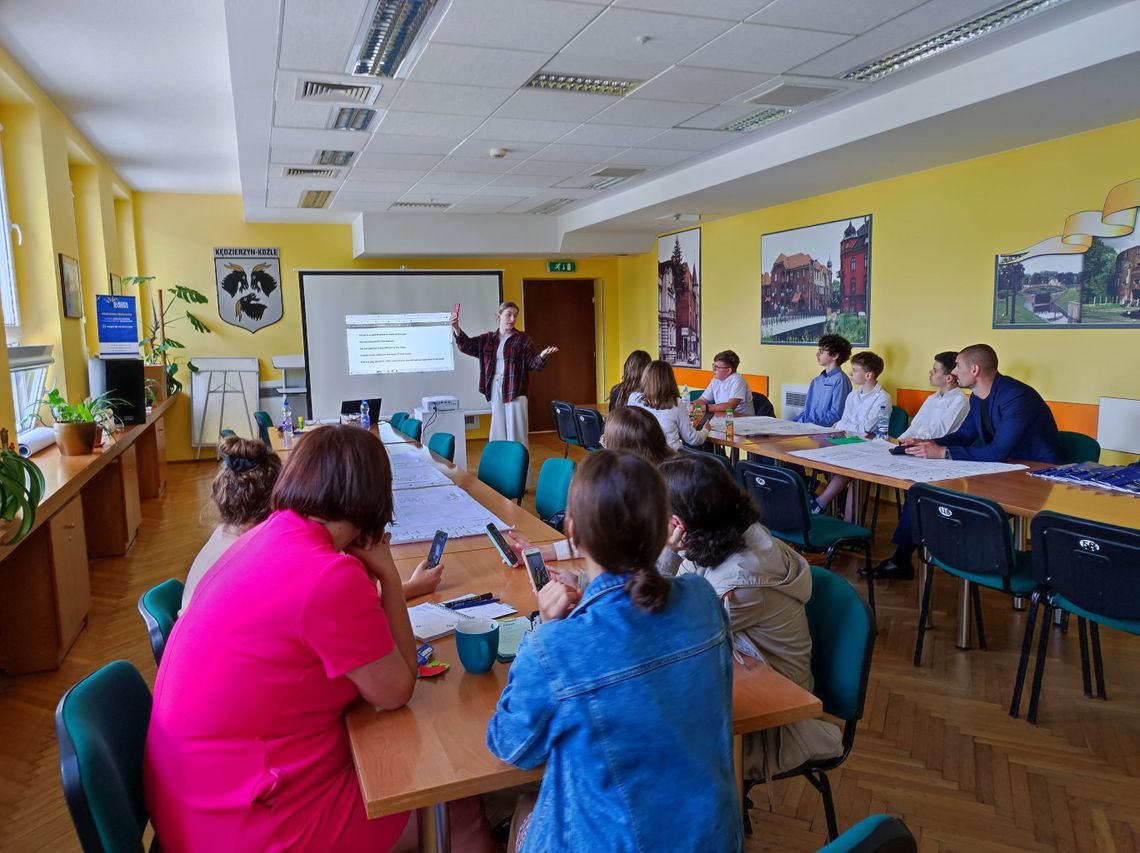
[[190, 357, 260, 447], [1097, 397, 1140, 454], [298, 270, 502, 420]]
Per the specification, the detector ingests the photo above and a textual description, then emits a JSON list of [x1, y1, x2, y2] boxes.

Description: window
[[0, 130, 19, 334], [9, 345, 53, 432]]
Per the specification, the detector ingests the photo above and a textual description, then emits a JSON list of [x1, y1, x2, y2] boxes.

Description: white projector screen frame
[[299, 270, 503, 420]]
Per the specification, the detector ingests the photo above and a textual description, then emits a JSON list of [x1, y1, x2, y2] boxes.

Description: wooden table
[[0, 396, 176, 673]]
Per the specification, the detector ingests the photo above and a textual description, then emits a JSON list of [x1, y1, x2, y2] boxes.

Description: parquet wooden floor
[[1, 435, 1137, 851]]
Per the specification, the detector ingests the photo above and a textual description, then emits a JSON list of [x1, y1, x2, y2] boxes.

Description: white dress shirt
[[834, 383, 891, 435], [629, 391, 709, 449], [899, 387, 970, 440], [700, 373, 752, 416]]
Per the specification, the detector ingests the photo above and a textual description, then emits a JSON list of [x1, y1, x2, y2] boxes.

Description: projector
[[421, 395, 459, 413]]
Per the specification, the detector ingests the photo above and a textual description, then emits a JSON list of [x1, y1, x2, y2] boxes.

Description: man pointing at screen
[[452, 302, 558, 449]]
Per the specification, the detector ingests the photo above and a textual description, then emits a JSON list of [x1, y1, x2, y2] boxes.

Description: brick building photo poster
[[760, 215, 872, 346], [657, 228, 701, 366], [994, 177, 1140, 328]]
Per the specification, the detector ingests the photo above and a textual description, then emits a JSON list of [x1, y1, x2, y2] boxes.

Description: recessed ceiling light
[[351, 0, 442, 78], [316, 150, 356, 167], [525, 72, 641, 96], [526, 198, 577, 215], [300, 190, 332, 209], [843, 0, 1071, 83], [330, 107, 378, 131], [720, 108, 790, 133], [390, 201, 452, 210], [591, 167, 646, 179]]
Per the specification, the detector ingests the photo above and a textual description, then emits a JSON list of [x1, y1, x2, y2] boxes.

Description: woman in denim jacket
[[487, 451, 742, 853]]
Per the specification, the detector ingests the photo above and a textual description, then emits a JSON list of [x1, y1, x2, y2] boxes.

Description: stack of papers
[[1029, 462, 1140, 495], [789, 440, 1028, 483], [408, 600, 518, 642], [389, 484, 513, 544]]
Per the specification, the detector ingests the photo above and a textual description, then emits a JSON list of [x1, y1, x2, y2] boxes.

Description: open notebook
[[408, 601, 518, 642]]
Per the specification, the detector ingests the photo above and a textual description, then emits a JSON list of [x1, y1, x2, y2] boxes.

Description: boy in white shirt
[[812, 351, 890, 513], [898, 351, 969, 440], [696, 349, 752, 417]]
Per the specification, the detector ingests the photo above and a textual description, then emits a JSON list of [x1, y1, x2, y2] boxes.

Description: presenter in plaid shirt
[[452, 301, 558, 449]]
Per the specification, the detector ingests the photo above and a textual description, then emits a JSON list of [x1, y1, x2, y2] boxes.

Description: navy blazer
[[935, 373, 1063, 463]]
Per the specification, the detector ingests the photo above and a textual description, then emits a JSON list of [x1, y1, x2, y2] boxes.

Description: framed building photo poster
[[657, 229, 700, 367], [59, 254, 83, 319]]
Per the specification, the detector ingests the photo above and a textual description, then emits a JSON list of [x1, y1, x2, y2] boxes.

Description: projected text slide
[[346, 313, 455, 375]]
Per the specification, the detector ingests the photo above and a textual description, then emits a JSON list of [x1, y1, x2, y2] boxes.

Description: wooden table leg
[[843, 479, 862, 525], [418, 802, 451, 853], [734, 734, 745, 822], [956, 578, 973, 650]]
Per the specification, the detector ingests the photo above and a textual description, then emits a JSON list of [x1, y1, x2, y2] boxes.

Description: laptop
[[341, 398, 382, 416]]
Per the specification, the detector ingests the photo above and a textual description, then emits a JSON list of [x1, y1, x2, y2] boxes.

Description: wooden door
[[523, 279, 597, 432]]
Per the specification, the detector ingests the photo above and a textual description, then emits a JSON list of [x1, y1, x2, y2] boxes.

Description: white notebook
[[408, 601, 518, 642]]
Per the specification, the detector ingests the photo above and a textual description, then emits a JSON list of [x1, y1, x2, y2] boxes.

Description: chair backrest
[[679, 443, 733, 474], [55, 660, 153, 853], [218, 428, 236, 438], [688, 388, 704, 402], [477, 440, 530, 503], [1058, 430, 1100, 463], [551, 400, 579, 445], [390, 411, 408, 429], [806, 566, 875, 724], [400, 417, 423, 442], [573, 407, 605, 451], [253, 410, 274, 447], [817, 814, 917, 853], [535, 458, 575, 522], [735, 461, 813, 541], [908, 484, 1018, 590], [752, 392, 775, 417], [137, 579, 184, 666], [427, 431, 456, 462], [888, 405, 909, 439], [1031, 511, 1140, 622]]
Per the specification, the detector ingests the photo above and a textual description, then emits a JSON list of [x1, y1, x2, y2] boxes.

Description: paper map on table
[[388, 485, 512, 544], [709, 416, 841, 436], [379, 421, 406, 444], [789, 440, 1027, 482], [391, 459, 452, 490]]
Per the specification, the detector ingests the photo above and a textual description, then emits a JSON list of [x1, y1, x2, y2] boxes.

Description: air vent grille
[[746, 84, 839, 107], [300, 80, 379, 104], [591, 167, 645, 179], [284, 167, 340, 178], [525, 73, 640, 96], [317, 150, 356, 167], [721, 108, 790, 133], [331, 107, 378, 131], [526, 198, 576, 215], [390, 201, 451, 210], [585, 176, 628, 190], [300, 190, 332, 209]]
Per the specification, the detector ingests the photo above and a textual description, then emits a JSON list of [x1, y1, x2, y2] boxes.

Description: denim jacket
[[487, 572, 742, 853]]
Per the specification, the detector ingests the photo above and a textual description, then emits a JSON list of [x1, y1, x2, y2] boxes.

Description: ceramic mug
[[455, 618, 500, 674]]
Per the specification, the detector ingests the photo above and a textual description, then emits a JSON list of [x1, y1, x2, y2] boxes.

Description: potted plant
[[32, 389, 125, 456], [0, 430, 45, 545], [121, 275, 212, 399]]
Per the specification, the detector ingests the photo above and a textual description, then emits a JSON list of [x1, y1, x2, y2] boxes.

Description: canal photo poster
[[658, 229, 701, 367], [994, 177, 1140, 329], [760, 215, 872, 346]]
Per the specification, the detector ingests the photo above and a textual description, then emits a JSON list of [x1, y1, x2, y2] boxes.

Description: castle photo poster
[[994, 177, 1140, 328], [657, 229, 700, 367]]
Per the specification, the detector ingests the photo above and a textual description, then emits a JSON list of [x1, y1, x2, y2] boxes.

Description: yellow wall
[[620, 118, 1140, 461], [133, 193, 623, 459]]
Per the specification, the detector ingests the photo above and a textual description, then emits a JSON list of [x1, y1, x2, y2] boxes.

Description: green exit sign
[[546, 260, 576, 273]]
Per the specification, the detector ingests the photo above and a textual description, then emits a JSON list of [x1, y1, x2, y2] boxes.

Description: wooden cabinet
[[136, 416, 167, 498], [49, 497, 90, 653], [82, 444, 142, 557]]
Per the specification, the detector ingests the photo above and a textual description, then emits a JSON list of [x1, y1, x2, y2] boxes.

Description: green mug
[[455, 619, 500, 674]]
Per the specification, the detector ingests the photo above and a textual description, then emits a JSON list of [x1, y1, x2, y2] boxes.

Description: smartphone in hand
[[523, 546, 550, 592], [486, 523, 519, 566], [427, 530, 448, 568]]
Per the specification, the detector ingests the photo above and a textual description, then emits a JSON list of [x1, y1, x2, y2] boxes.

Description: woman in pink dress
[[145, 425, 470, 851]]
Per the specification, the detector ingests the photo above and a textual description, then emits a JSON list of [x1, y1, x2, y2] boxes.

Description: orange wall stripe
[[673, 368, 769, 396], [895, 388, 1098, 437]]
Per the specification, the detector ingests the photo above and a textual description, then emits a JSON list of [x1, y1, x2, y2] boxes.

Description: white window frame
[[0, 127, 21, 338], [9, 345, 53, 433]]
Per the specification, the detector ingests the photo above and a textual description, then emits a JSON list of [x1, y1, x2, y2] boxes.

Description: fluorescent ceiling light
[[331, 107, 378, 131], [721, 108, 790, 133], [526, 198, 576, 215], [317, 150, 356, 166], [351, 0, 444, 78], [843, 0, 1071, 83], [525, 73, 641, 96], [300, 190, 332, 208], [390, 201, 451, 210]]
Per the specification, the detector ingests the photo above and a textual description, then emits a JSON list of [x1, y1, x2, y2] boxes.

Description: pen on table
[[449, 596, 499, 611]]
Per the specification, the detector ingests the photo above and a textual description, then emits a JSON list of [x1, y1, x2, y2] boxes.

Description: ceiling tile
[[273, 101, 342, 130], [344, 152, 442, 171], [489, 173, 563, 188], [396, 191, 471, 204], [560, 8, 734, 66], [345, 168, 428, 183], [601, 147, 698, 167], [388, 81, 515, 116], [681, 22, 850, 74], [432, 156, 516, 174], [407, 43, 550, 88], [680, 103, 765, 130], [266, 182, 303, 208], [529, 142, 627, 163], [747, 0, 927, 36], [340, 181, 418, 194], [270, 146, 323, 165], [329, 195, 401, 212], [376, 111, 485, 137], [507, 159, 591, 177], [448, 197, 530, 213], [471, 117, 581, 143], [641, 127, 740, 151], [430, 0, 603, 52], [541, 54, 670, 82], [449, 137, 545, 160], [592, 97, 710, 128], [555, 122, 662, 147], [629, 66, 774, 104], [279, 0, 363, 74], [417, 171, 495, 187], [790, 0, 1004, 77], [270, 127, 372, 152], [357, 135, 462, 159], [495, 89, 618, 123], [411, 182, 494, 196], [614, 0, 772, 20]]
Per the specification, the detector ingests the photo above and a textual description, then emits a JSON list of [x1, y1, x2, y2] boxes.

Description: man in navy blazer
[[867, 344, 1063, 579]]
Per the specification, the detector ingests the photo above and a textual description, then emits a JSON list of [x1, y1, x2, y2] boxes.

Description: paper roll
[[17, 426, 56, 457]]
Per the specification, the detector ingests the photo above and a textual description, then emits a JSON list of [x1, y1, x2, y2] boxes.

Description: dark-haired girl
[[659, 454, 842, 782], [607, 349, 651, 410], [488, 450, 741, 852]]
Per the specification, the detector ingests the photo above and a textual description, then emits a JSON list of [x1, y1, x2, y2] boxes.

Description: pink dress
[[144, 510, 409, 852]]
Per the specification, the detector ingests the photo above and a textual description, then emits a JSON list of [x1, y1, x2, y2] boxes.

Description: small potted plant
[[121, 275, 212, 398], [32, 389, 125, 456], [0, 429, 45, 545]]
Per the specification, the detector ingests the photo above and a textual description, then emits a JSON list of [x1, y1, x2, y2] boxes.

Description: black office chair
[[551, 400, 581, 457], [751, 391, 775, 417], [1011, 512, 1140, 724], [908, 484, 1036, 670], [679, 443, 732, 474], [573, 407, 605, 451]]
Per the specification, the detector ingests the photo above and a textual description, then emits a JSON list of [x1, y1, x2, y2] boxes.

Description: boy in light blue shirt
[[793, 334, 852, 426]]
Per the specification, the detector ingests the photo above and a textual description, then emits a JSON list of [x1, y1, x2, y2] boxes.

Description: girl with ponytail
[[487, 450, 742, 852]]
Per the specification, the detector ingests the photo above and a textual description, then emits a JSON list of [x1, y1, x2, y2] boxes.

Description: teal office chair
[[746, 567, 876, 841], [862, 405, 910, 535], [688, 389, 704, 402], [1057, 430, 1100, 463], [218, 428, 237, 438], [253, 410, 274, 448], [137, 579, 184, 666], [816, 815, 916, 853], [535, 459, 575, 529], [390, 411, 409, 430], [551, 401, 581, 457], [399, 417, 423, 442], [478, 441, 530, 505], [427, 432, 456, 462], [55, 660, 155, 853]]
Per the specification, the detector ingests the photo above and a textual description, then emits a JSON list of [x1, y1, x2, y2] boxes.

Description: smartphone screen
[[427, 530, 447, 568], [524, 548, 549, 591]]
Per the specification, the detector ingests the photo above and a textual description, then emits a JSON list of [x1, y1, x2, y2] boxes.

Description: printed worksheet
[[709, 416, 842, 436], [391, 460, 452, 490], [388, 485, 512, 544], [789, 442, 1027, 482]]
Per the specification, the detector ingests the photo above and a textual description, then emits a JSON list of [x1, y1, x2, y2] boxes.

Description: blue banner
[[96, 294, 138, 355]]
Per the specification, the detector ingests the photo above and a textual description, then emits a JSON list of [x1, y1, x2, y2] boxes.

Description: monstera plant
[[0, 441, 45, 546], [122, 275, 212, 395]]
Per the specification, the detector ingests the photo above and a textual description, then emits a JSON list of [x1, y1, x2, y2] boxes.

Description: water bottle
[[360, 399, 371, 430], [282, 396, 293, 436], [681, 384, 689, 414], [876, 404, 889, 439], [725, 407, 734, 440]]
